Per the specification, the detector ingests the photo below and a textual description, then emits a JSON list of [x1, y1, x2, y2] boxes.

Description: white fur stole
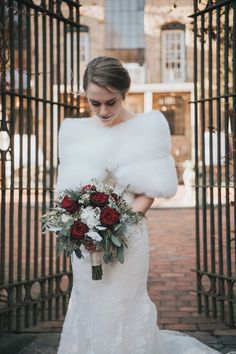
[[56, 110, 178, 198]]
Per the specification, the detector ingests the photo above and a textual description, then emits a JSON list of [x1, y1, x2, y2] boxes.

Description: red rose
[[61, 196, 80, 214], [70, 221, 88, 240], [90, 192, 109, 207], [100, 207, 120, 226]]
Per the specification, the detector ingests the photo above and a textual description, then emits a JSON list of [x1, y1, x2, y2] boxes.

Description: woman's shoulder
[[127, 110, 170, 139], [58, 117, 91, 139], [138, 110, 169, 130], [59, 117, 90, 129]]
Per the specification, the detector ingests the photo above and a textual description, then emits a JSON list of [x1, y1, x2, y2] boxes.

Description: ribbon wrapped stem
[[90, 251, 103, 280]]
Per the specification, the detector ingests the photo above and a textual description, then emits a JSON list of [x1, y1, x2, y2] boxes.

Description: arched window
[[161, 22, 186, 82]]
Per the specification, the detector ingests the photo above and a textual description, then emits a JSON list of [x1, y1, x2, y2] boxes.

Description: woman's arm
[[131, 194, 154, 214]]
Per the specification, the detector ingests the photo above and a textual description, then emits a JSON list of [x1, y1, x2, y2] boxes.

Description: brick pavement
[[1, 207, 236, 354], [147, 207, 236, 352]]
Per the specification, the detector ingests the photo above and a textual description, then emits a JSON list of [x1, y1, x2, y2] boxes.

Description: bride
[[56, 56, 234, 354]]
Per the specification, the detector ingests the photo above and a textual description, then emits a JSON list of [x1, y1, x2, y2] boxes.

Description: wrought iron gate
[[0, 0, 81, 331], [191, 0, 236, 327]]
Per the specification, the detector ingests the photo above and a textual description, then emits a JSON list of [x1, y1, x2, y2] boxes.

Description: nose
[[99, 104, 110, 117]]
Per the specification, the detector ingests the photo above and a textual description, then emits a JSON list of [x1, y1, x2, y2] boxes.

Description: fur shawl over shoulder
[[56, 110, 178, 198]]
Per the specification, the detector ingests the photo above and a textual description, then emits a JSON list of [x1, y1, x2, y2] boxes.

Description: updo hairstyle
[[83, 56, 131, 99]]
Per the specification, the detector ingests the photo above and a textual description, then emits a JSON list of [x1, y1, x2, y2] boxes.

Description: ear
[[122, 91, 127, 100]]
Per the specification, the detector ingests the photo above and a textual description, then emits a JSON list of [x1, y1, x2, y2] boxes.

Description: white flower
[[86, 231, 102, 242], [95, 226, 107, 231], [80, 206, 100, 229], [61, 214, 73, 223], [78, 194, 90, 203]]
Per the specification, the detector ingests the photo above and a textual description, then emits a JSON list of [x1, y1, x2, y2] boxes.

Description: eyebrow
[[89, 98, 117, 104]]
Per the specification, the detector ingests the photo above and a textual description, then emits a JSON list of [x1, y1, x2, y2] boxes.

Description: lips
[[100, 115, 112, 120]]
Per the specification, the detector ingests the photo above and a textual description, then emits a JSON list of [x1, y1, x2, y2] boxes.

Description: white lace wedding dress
[[56, 112, 235, 354]]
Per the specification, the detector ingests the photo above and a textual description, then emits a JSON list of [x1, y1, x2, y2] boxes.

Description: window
[[161, 23, 186, 82], [123, 63, 146, 84], [105, 0, 145, 49], [153, 94, 186, 136]]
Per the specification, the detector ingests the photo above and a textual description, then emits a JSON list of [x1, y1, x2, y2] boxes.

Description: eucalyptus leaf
[[111, 235, 121, 247], [103, 253, 110, 264], [65, 218, 74, 229], [74, 247, 83, 259], [117, 246, 124, 264], [60, 228, 70, 237]]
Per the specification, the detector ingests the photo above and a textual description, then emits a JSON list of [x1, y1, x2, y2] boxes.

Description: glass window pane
[[105, 0, 144, 49], [162, 29, 185, 82]]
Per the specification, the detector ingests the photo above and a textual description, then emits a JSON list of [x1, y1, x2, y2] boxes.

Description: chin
[[99, 115, 116, 125]]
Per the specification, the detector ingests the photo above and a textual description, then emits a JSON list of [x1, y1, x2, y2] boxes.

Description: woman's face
[[86, 83, 125, 126]]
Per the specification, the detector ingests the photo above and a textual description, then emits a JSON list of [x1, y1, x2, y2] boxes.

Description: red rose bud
[[111, 193, 119, 201], [90, 192, 109, 207], [82, 184, 92, 191], [100, 207, 120, 226], [70, 221, 88, 240], [61, 196, 80, 214]]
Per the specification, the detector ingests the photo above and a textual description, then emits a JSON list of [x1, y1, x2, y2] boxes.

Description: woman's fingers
[[83, 240, 97, 251]]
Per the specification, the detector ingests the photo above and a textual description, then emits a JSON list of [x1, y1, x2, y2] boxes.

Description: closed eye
[[90, 99, 117, 107]]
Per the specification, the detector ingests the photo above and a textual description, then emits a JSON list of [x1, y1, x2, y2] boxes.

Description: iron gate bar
[[16, 0, 23, 332], [216, 5, 225, 322], [223, 3, 234, 326], [207, 0, 217, 319], [2, 90, 81, 111], [8, 0, 15, 331], [200, 10, 209, 316], [190, 0, 236, 327], [190, 93, 236, 103], [25, 3, 31, 328], [42, 0, 48, 323], [33, 7, 39, 327], [0, 1, 6, 293], [62, 20, 68, 314], [63, 21, 68, 120], [0, 2, 7, 332], [233, 0, 236, 292], [56, 3, 61, 320], [49, 0, 54, 322], [193, 0, 201, 317]]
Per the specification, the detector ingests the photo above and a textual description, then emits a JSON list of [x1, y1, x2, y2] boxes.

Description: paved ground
[[1, 207, 236, 354]]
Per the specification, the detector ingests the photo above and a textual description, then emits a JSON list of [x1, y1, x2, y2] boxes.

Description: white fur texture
[[56, 110, 178, 198]]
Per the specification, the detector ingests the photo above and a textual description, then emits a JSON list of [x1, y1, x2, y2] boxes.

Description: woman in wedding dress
[[56, 56, 234, 354]]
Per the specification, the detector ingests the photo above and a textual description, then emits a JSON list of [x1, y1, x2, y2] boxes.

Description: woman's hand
[[83, 240, 97, 252], [131, 194, 154, 215]]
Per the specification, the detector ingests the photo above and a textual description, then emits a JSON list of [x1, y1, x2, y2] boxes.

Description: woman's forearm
[[131, 194, 154, 214]]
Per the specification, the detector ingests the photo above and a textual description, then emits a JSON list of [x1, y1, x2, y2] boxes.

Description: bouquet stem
[[90, 251, 103, 280]]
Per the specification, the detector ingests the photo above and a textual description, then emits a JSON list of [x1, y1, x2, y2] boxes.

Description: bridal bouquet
[[41, 181, 143, 280]]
